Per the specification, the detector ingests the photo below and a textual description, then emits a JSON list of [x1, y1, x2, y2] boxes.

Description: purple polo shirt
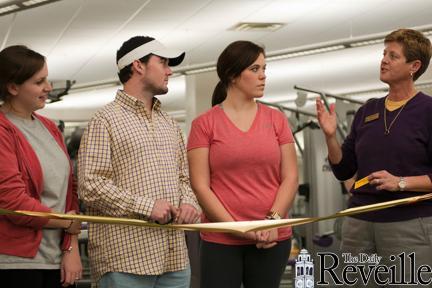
[[331, 92, 432, 222]]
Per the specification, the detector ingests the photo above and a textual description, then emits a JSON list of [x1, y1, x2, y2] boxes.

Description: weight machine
[[259, 85, 365, 255]]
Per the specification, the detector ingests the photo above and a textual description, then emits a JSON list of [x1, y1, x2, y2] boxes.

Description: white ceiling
[[1, 0, 432, 120]]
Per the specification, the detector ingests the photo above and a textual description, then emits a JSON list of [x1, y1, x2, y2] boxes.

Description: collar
[[115, 90, 162, 112]]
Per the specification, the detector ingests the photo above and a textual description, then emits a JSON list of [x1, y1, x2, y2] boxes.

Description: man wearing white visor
[[78, 36, 201, 288]]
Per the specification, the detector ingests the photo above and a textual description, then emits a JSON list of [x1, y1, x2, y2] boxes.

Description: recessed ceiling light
[[230, 22, 285, 32]]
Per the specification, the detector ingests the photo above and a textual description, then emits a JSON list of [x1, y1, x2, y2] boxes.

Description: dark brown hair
[[212, 41, 265, 106], [384, 29, 432, 81], [0, 45, 45, 101], [116, 36, 154, 84]]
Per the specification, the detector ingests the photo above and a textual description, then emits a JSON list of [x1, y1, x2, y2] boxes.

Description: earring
[[410, 71, 413, 77]]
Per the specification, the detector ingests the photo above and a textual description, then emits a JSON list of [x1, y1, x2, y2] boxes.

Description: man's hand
[[150, 200, 178, 224], [174, 203, 200, 224]]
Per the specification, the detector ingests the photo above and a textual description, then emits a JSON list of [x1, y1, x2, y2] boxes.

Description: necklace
[[383, 97, 407, 135]]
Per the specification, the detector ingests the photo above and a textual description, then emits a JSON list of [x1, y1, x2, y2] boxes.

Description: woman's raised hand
[[316, 98, 337, 138]]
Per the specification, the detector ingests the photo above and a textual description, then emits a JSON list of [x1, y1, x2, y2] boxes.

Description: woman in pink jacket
[[0, 45, 82, 287]]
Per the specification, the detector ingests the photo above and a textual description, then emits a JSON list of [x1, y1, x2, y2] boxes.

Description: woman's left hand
[[368, 170, 399, 191], [61, 248, 82, 287]]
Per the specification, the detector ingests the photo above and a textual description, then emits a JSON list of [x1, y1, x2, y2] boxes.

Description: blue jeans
[[99, 267, 191, 288]]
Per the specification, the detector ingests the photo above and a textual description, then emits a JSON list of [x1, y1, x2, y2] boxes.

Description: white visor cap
[[117, 40, 185, 71]]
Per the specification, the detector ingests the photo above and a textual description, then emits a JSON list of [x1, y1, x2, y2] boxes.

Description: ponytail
[[211, 81, 227, 107], [212, 41, 264, 107]]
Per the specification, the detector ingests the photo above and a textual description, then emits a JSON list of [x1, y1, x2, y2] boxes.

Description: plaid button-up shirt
[[78, 90, 199, 284]]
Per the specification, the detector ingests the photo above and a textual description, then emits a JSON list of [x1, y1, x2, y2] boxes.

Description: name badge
[[364, 113, 379, 123]]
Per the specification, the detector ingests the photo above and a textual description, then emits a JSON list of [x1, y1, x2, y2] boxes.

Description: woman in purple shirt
[[317, 29, 432, 286]]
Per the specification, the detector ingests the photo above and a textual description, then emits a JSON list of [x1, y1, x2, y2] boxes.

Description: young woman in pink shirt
[[187, 40, 298, 288]]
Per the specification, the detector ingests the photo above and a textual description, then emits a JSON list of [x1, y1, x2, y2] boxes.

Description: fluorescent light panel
[[0, 0, 60, 16], [267, 45, 346, 61], [177, 26, 432, 75], [340, 81, 432, 98], [350, 39, 383, 47], [0, 3, 17, 12], [184, 67, 216, 75], [23, 0, 49, 6]]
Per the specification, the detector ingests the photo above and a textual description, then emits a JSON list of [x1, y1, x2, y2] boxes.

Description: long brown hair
[[212, 41, 265, 106]]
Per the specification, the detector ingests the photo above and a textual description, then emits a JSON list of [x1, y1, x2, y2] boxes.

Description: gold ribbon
[[1, 193, 431, 233]]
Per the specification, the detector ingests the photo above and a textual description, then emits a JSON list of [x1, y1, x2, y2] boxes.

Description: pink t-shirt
[[187, 103, 295, 245]]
